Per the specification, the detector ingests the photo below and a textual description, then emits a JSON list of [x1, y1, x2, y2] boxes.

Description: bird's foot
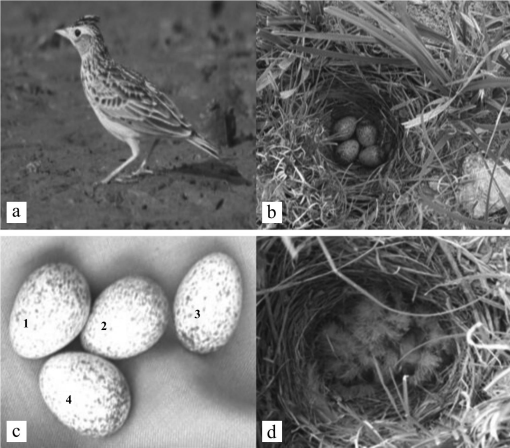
[[113, 174, 141, 184], [131, 166, 154, 177], [112, 167, 153, 183]]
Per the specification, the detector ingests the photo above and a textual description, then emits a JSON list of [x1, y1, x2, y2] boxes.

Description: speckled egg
[[334, 139, 360, 165], [81, 276, 169, 359], [39, 352, 131, 437], [356, 119, 378, 147], [174, 252, 243, 354], [9, 263, 91, 359], [359, 145, 387, 168], [331, 116, 357, 141]]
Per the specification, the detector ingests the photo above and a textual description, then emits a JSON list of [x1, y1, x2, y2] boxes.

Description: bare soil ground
[[1, 1, 255, 229]]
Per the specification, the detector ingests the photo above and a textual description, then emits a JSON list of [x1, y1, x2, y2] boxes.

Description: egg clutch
[[330, 116, 387, 168], [8, 253, 243, 437]]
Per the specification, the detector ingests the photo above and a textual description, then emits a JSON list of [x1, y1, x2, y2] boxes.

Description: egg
[[356, 119, 378, 147], [81, 276, 169, 359], [358, 145, 386, 168], [174, 252, 243, 354], [334, 139, 359, 165], [9, 263, 91, 359], [331, 116, 357, 141], [39, 352, 131, 437]]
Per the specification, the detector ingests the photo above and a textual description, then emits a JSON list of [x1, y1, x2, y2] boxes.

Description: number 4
[[66, 395, 72, 404]]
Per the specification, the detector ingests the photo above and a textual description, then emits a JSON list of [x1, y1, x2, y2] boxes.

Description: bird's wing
[[93, 63, 196, 139]]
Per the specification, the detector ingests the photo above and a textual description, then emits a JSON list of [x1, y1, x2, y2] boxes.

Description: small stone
[[356, 120, 378, 147], [334, 140, 360, 165], [458, 153, 510, 218]]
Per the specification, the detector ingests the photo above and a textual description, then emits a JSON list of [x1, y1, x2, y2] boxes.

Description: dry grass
[[257, 1, 510, 229], [257, 236, 510, 448]]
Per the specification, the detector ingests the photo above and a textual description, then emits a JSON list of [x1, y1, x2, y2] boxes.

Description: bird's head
[[55, 15, 106, 58]]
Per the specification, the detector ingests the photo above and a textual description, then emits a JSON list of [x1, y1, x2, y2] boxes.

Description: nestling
[[398, 325, 426, 376], [317, 287, 412, 395], [316, 287, 454, 397]]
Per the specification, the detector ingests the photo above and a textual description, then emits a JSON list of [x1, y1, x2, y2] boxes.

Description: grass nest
[[321, 74, 401, 158], [306, 67, 406, 221], [257, 236, 510, 448], [257, 1, 510, 229]]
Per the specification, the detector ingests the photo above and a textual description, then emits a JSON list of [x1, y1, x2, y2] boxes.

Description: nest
[[320, 72, 403, 169], [257, 237, 510, 448]]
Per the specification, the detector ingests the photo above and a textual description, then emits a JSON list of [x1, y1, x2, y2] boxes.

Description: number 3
[[195, 310, 200, 318]]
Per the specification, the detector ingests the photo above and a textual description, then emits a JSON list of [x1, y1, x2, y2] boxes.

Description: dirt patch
[[1, 1, 255, 229]]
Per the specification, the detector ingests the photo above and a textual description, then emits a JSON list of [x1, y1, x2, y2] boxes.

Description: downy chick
[[320, 288, 413, 389], [319, 321, 365, 384], [399, 311, 454, 385], [399, 325, 426, 376]]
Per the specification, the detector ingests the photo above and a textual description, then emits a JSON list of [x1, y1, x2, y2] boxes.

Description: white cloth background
[[1, 236, 256, 448]]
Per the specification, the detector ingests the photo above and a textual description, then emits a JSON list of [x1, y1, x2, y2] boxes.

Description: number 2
[[101, 322, 106, 330]]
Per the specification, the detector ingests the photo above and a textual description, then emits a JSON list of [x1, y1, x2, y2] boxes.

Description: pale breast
[[93, 106, 140, 142], [81, 67, 141, 143]]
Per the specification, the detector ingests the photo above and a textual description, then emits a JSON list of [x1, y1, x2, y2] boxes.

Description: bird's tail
[[187, 131, 221, 160]]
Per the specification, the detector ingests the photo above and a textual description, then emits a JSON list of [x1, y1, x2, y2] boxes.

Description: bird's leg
[[95, 138, 141, 185], [132, 138, 160, 176]]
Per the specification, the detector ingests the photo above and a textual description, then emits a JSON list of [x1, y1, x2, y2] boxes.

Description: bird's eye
[[74, 29, 81, 37]]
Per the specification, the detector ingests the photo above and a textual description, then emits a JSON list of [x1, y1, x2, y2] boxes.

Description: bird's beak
[[55, 28, 69, 39]]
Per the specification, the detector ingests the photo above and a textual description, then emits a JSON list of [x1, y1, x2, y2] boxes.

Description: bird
[[398, 325, 426, 376], [317, 288, 412, 395], [55, 15, 222, 186], [316, 288, 454, 398]]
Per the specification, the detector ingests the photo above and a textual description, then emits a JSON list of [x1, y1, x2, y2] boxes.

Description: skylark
[[55, 15, 221, 186]]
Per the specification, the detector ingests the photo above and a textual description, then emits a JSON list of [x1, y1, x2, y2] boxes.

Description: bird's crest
[[72, 15, 104, 44], [74, 15, 100, 27]]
